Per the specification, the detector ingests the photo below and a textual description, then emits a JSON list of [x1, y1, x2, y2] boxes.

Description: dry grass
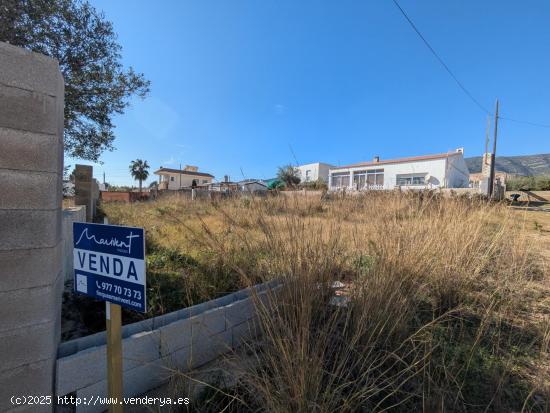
[[103, 192, 550, 412]]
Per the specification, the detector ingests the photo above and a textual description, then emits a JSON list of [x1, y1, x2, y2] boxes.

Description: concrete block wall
[[55, 280, 279, 413], [0, 42, 65, 412], [74, 165, 95, 222], [62, 206, 86, 281]]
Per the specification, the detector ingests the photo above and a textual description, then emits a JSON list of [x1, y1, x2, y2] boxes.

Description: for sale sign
[[73, 222, 146, 312]]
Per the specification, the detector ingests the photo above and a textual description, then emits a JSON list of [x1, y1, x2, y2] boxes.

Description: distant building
[[155, 165, 214, 190], [239, 179, 268, 193], [207, 181, 240, 192], [469, 172, 509, 189], [294, 162, 334, 183], [63, 180, 75, 197], [468, 153, 509, 192], [329, 149, 470, 191]]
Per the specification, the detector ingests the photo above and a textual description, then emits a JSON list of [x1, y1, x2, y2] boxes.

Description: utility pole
[[484, 116, 490, 166], [487, 99, 499, 198], [103, 171, 106, 186], [179, 163, 182, 189]]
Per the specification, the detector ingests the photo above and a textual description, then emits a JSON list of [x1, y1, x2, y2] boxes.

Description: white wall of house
[[446, 154, 470, 188], [295, 163, 334, 183], [329, 152, 470, 191], [158, 173, 213, 190]]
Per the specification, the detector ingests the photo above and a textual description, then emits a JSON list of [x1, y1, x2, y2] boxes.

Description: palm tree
[[277, 164, 301, 189], [129, 159, 150, 194]]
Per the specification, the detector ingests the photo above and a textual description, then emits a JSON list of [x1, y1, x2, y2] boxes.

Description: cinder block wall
[[56, 281, 280, 413], [0, 42, 65, 412]]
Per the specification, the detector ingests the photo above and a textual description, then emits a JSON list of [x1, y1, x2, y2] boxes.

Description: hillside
[[465, 153, 550, 176]]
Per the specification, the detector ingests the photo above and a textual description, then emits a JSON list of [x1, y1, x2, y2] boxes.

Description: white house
[[329, 149, 470, 191], [155, 165, 214, 190], [294, 162, 334, 183]]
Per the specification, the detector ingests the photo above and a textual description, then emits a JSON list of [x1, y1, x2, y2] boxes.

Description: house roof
[[332, 152, 462, 170], [154, 167, 214, 178], [239, 180, 267, 187]]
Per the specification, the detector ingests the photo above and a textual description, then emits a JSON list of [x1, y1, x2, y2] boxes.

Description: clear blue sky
[[72, 0, 550, 186]]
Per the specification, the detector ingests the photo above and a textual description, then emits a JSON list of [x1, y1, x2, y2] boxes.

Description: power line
[[393, 0, 550, 128], [391, 0, 491, 115], [498, 115, 550, 128], [392, 0, 550, 131]]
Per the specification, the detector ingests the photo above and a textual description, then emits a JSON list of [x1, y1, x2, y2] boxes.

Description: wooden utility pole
[[487, 99, 499, 198], [484, 116, 491, 166]]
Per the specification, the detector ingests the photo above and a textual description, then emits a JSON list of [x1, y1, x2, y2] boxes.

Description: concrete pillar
[[479, 152, 492, 196], [0, 42, 64, 412], [74, 164, 94, 222]]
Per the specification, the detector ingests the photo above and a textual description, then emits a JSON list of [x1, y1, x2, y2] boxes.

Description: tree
[[0, 0, 150, 161], [129, 159, 149, 194], [277, 165, 301, 188]]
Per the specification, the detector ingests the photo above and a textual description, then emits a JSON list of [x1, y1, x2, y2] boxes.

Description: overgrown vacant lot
[[103, 192, 550, 412]]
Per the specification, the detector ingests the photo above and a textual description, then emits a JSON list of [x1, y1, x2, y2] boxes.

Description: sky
[[72, 0, 550, 186]]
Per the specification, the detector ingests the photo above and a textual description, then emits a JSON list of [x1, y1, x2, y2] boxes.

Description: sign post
[[105, 215, 123, 413], [73, 219, 146, 412], [106, 301, 123, 413]]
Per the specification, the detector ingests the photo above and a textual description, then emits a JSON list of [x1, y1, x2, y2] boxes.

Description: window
[[202, 180, 208, 184], [353, 171, 366, 189], [396, 174, 426, 186], [366, 169, 384, 188], [170, 176, 175, 182], [331, 172, 350, 188], [305, 170, 311, 182]]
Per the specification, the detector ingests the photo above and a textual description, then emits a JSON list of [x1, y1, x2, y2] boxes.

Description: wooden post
[[104, 217, 123, 412], [488, 99, 499, 198], [106, 302, 123, 412], [484, 116, 491, 165]]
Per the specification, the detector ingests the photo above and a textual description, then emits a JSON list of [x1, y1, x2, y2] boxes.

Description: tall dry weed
[[104, 192, 549, 412]]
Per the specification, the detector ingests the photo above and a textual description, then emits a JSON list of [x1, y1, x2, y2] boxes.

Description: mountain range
[[465, 154, 550, 176]]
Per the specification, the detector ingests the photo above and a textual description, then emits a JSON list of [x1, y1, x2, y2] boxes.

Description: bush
[[507, 175, 550, 191], [299, 179, 328, 190]]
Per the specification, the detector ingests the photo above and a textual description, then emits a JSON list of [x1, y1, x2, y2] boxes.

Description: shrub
[[507, 175, 550, 191]]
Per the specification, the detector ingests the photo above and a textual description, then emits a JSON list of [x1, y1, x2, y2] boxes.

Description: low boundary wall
[[100, 192, 150, 203], [62, 206, 86, 281], [55, 280, 279, 413]]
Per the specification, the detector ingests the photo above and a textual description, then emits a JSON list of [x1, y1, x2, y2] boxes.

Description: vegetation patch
[[63, 193, 549, 411]]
